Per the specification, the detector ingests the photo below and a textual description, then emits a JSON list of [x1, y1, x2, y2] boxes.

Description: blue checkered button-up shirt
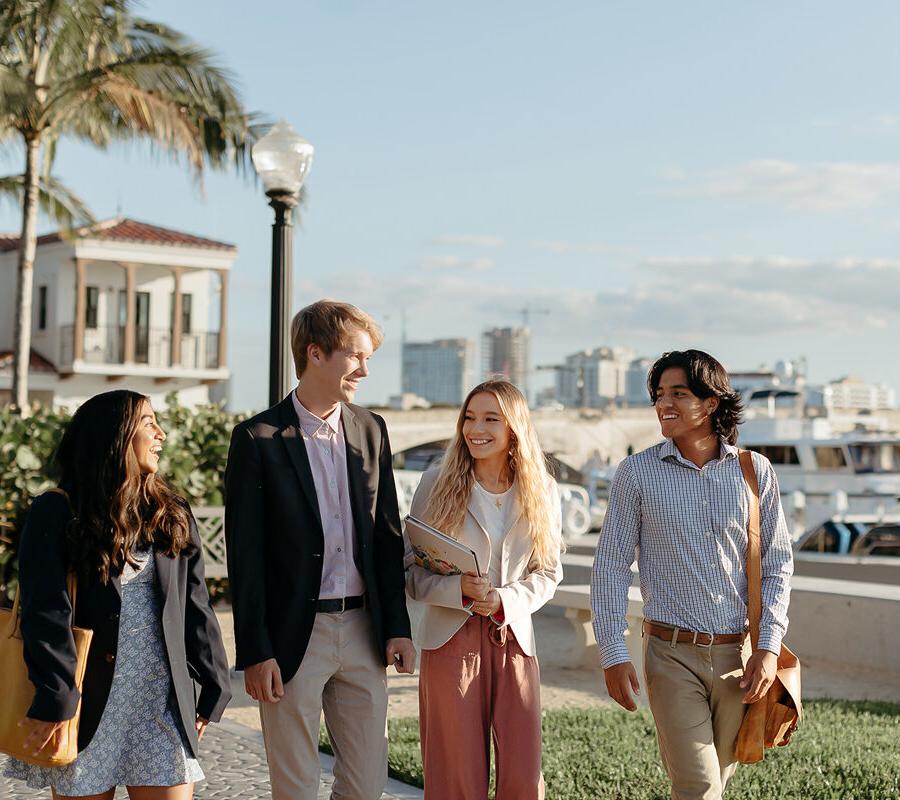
[[590, 439, 793, 669]]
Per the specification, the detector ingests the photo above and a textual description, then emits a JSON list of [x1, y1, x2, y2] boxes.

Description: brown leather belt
[[643, 621, 745, 647]]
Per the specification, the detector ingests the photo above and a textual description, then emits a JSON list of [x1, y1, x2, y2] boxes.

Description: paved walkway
[[1, 719, 423, 799]]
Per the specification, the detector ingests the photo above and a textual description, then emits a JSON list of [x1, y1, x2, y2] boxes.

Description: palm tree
[[1, 0, 258, 409]]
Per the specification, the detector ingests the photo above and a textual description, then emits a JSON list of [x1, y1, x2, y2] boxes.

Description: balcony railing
[[60, 325, 221, 370]]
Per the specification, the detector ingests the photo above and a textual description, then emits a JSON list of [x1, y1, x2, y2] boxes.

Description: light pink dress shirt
[[292, 391, 366, 600]]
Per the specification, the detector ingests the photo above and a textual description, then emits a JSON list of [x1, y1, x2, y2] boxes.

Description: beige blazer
[[404, 467, 563, 657]]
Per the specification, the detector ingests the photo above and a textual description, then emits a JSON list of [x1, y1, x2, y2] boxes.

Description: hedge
[[0, 395, 247, 601]]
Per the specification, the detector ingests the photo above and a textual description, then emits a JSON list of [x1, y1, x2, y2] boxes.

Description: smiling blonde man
[[225, 299, 414, 800], [590, 349, 793, 800]]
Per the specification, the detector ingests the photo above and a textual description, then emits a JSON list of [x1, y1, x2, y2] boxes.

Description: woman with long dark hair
[[405, 380, 563, 799], [3, 390, 231, 799]]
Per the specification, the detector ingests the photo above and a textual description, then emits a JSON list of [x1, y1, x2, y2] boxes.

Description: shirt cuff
[[757, 628, 784, 656], [599, 639, 632, 670]]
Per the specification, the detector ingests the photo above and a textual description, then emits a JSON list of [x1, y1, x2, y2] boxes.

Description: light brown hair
[[290, 299, 384, 378]]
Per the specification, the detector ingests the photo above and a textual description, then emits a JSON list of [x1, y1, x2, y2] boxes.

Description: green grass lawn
[[320, 699, 899, 799]]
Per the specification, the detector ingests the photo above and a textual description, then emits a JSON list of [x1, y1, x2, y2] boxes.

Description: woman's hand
[[470, 589, 501, 617], [19, 718, 69, 756], [195, 716, 209, 740], [461, 574, 490, 601]]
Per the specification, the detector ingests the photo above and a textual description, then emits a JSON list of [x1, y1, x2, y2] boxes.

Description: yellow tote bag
[[0, 490, 93, 767]]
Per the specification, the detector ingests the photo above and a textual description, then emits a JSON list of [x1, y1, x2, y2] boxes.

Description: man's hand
[[741, 649, 778, 704], [195, 716, 209, 740], [471, 588, 501, 617], [461, 574, 490, 601], [603, 661, 641, 711], [19, 718, 68, 756], [386, 637, 417, 674], [245, 658, 284, 704]]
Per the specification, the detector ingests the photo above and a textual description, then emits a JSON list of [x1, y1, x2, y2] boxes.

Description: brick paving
[[1, 719, 422, 799]]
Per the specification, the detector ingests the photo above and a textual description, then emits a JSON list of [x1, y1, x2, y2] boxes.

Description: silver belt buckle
[[692, 630, 714, 648], [340, 596, 346, 613]]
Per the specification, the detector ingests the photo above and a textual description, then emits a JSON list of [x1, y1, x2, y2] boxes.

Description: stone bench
[[548, 584, 644, 670], [547, 577, 900, 677]]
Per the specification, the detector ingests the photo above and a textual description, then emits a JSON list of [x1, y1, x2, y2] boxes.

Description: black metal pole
[[268, 191, 298, 407]]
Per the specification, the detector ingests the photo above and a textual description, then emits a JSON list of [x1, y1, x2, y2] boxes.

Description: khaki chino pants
[[643, 628, 751, 800], [259, 608, 388, 800]]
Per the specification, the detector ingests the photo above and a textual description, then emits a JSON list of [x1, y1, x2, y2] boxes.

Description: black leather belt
[[316, 595, 365, 613]]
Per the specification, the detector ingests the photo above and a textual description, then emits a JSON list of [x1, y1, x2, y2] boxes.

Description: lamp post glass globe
[[251, 120, 314, 196]]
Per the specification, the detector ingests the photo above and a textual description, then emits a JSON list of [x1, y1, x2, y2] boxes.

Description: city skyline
[[2, 2, 899, 411]]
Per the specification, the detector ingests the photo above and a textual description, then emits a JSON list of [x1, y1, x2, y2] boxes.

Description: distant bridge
[[377, 406, 662, 472]]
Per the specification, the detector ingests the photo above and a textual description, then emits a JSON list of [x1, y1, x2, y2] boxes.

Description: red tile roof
[[0, 348, 57, 373], [0, 218, 236, 253]]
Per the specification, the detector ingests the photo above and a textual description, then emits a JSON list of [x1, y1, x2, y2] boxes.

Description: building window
[[37, 286, 48, 330], [182, 294, 192, 334], [85, 286, 99, 329], [170, 292, 193, 334]]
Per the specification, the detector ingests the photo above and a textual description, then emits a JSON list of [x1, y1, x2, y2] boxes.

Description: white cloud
[[665, 159, 900, 212], [419, 254, 495, 271], [530, 239, 637, 256], [296, 255, 900, 344], [432, 234, 505, 248]]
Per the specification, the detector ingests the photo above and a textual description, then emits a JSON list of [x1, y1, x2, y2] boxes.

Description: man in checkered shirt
[[591, 350, 793, 800]]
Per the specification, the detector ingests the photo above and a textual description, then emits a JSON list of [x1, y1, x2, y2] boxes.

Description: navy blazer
[[224, 396, 411, 682], [17, 491, 232, 756]]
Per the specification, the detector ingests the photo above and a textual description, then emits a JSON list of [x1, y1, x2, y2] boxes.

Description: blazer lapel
[[341, 404, 370, 537], [276, 396, 324, 533]]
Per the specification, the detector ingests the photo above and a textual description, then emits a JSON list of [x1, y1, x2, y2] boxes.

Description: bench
[[547, 584, 644, 670]]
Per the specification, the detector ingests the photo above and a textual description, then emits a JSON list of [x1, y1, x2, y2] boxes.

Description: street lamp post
[[251, 120, 314, 406]]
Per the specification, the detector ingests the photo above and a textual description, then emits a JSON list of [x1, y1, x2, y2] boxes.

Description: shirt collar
[[291, 389, 342, 437], [658, 438, 739, 467]]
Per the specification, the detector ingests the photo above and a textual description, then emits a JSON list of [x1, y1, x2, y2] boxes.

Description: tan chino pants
[[643, 628, 751, 800], [259, 608, 388, 800]]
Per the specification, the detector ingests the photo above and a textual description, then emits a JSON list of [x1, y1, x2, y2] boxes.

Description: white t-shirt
[[472, 479, 517, 588]]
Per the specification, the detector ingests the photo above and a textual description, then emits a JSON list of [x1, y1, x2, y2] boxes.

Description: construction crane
[[517, 306, 550, 328]]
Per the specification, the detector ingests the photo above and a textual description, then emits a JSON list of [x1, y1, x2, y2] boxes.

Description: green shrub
[[0, 394, 247, 601], [326, 700, 900, 799]]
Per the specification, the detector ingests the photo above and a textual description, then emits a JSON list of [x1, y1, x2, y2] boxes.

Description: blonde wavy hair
[[424, 380, 561, 570]]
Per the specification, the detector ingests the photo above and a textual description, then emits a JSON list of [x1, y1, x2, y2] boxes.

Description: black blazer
[[17, 490, 232, 756], [224, 396, 411, 682]]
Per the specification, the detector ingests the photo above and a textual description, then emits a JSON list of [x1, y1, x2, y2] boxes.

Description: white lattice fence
[[193, 506, 227, 578]]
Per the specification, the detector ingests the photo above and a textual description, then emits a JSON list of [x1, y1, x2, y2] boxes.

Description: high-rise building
[[820, 376, 896, 411], [625, 357, 653, 406], [555, 346, 635, 408], [482, 327, 530, 398], [401, 338, 474, 406]]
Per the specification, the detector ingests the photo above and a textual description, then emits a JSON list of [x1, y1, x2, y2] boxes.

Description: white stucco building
[[0, 218, 235, 409]]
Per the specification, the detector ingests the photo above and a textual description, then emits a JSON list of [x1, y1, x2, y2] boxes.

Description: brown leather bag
[[734, 451, 802, 764], [0, 488, 93, 767]]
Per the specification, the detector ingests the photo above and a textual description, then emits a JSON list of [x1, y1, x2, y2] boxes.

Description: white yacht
[[739, 416, 900, 536]]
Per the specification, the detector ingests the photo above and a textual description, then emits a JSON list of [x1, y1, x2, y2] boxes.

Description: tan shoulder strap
[[738, 450, 761, 651]]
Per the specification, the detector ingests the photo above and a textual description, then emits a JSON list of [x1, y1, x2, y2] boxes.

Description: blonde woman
[[405, 380, 563, 800]]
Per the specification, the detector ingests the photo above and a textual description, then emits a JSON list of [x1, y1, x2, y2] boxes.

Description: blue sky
[[3, 1, 900, 411]]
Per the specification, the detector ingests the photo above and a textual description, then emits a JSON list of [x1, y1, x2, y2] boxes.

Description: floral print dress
[[3, 547, 204, 795]]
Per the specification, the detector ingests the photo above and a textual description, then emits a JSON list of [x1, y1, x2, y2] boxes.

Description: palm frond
[[0, 171, 94, 230]]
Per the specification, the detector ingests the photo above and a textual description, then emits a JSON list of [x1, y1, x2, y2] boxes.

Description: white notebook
[[404, 514, 481, 577]]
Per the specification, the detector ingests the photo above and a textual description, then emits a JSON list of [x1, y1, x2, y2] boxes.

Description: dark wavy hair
[[55, 390, 193, 583], [647, 350, 744, 444]]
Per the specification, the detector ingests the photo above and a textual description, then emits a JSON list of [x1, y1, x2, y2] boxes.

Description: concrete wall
[[550, 577, 900, 677]]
